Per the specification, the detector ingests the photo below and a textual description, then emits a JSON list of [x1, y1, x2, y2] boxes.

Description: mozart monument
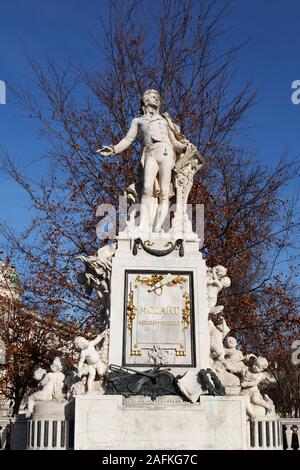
[[26, 90, 280, 450]]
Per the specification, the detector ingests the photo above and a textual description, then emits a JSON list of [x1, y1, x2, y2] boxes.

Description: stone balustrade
[[0, 418, 10, 450], [281, 419, 300, 451], [247, 416, 282, 449], [26, 401, 74, 450], [27, 418, 74, 450]]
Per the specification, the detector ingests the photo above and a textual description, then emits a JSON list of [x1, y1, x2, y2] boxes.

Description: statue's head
[[224, 336, 237, 349], [140, 89, 161, 114], [252, 356, 268, 373], [215, 265, 228, 279], [50, 356, 66, 372], [221, 277, 231, 288], [74, 336, 89, 350], [33, 367, 47, 381]]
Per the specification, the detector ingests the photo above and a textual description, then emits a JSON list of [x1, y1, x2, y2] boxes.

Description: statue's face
[[251, 363, 262, 373], [143, 90, 161, 110], [51, 360, 61, 372], [252, 358, 267, 373], [226, 337, 237, 348], [215, 265, 227, 278], [222, 277, 231, 288]]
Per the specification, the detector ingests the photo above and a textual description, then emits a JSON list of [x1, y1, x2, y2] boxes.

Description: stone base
[[74, 394, 248, 450], [27, 401, 74, 450]]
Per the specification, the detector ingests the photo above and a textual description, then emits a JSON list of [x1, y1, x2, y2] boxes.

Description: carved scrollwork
[[133, 238, 184, 257], [127, 291, 137, 333], [182, 292, 191, 329]]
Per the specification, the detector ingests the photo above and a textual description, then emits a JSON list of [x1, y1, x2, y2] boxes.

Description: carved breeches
[[143, 142, 174, 199]]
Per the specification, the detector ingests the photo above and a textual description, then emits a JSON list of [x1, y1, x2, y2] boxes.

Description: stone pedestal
[[74, 394, 248, 450], [27, 401, 74, 450], [109, 236, 210, 376]]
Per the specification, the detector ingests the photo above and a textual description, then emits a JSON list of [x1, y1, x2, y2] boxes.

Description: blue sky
[[0, 0, 299, 255]]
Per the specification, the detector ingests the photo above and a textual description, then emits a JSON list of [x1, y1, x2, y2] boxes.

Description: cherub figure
[[224, 336, 244, 368], [27, 357, 66, 415], [64, 371, 87, 399], [206, 265, 231, 314], [208, 315, 230, 362], [208, 318, 240, 390], [228, 354, 275, 419], [74, 330, 109, 393]]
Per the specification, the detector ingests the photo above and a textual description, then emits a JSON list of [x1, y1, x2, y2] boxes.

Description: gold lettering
[[138, 320, 180, 326], [139, 306, 180, 314]]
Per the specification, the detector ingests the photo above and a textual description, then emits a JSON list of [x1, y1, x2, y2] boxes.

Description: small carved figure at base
[[148, 345, 169, 365], [27, 357, 66, 415], [209, 315, 230, 362], [74, 330, 109, 394], [228, 354, 275, 420], [224, 336, 244, 368]]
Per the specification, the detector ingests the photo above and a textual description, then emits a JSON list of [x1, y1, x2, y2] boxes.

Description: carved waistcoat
[[143, 116, 170, 144], [113, 115, 173, 154]]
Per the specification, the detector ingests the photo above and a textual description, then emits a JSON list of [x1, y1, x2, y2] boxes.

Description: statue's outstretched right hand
[[96, 145, 115, 156]]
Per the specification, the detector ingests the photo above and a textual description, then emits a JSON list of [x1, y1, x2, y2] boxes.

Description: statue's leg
[[251, 391, 273, 412], [87, 366, 96, 392], [140, 156, 158, 230], [153, 149, 173, 232]]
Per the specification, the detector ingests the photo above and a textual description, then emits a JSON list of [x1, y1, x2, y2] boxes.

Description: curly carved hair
[[140, 89, 162, 114]]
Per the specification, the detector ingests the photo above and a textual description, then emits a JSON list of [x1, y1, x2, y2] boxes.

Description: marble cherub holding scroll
[[74, 329, 109, 393], [97, 89, 203, 233], [27, 357, 66, 415]]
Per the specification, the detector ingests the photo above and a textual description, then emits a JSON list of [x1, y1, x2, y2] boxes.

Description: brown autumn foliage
[[0, 262, 77, 415], [0, 0, 299, 414]]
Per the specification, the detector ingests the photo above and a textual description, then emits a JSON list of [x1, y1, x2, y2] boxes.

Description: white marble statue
[[209, 316, 230, 362], [206, 265, 231, 314], [74, 329, 109, 393], [78, 243, 116, 316], [98, 89, 203, 233], [226, 354, 275, 419], [208, 317, 240, 391], [27, 357, 66, 415], [65, 371, 87, 399]]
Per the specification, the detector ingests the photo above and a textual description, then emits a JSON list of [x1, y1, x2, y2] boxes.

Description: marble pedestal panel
[[74, 394, 248, 450], [109, 236, 210, 375]]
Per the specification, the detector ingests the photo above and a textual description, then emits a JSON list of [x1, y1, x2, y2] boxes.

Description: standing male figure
[[98, 89, 194, 232]]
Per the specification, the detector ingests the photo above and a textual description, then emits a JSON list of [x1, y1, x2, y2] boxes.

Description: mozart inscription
[[123, 271, 195, 367]]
